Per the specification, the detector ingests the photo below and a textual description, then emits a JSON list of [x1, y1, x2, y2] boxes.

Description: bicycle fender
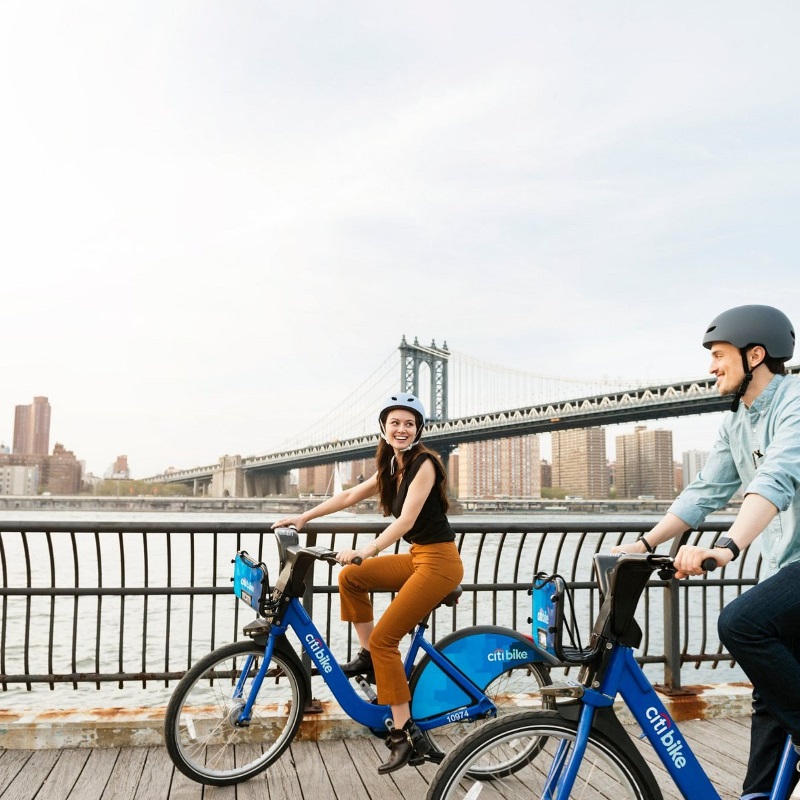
[[409, 625, 544, 719], [552, 702, 663, 800], [249, 633, 312, 703]]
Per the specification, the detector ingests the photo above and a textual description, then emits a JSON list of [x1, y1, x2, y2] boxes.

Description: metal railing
[[0, 515, 753, 704]]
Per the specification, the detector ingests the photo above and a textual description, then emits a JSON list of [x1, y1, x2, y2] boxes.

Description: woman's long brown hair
[[374, 439, 450, 516]]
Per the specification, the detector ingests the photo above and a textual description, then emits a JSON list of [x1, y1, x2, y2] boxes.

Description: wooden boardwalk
[[0, 717, 753, 800]]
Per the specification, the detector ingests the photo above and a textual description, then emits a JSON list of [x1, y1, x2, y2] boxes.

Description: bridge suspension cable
[[448, 350, 659, 418], [268, 344, 671, 458], [274, 349, 399, 450]]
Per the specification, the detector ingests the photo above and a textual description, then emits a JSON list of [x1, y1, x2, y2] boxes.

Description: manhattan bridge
[[146, 336, 753, 498]]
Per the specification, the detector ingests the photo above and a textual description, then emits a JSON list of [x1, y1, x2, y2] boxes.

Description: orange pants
[[338, 541, 464, 706]]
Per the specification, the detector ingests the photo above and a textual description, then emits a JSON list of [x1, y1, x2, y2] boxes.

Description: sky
[[2, 2, 799, 479]]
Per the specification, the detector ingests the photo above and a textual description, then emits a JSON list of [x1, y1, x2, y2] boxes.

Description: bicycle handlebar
[[305, 545, 362, 567], [648, 553, 719, 574]]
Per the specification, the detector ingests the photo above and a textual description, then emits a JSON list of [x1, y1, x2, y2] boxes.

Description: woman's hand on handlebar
[[336, 547, 370, 566], [272, 516, 306, 531], [673, 544, 733, 578]]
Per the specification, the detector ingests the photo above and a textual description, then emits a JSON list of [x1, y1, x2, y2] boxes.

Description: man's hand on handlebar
[[673, 544, 734, 579]]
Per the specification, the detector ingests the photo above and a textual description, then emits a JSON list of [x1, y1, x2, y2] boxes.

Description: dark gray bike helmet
[[702, 304, 795, 411], [378, 392, 426, 445], [702, 304, 795, 359]]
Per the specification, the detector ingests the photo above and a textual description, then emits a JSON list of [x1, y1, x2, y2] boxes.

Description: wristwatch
[[715, 536, 740, 561]]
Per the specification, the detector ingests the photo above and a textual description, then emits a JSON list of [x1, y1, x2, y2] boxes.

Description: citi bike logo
[[239, 577, 256, 594], [304, 634, 334, 674], [487, 646, 530, 663], [536, 607, 549, 625], [645, 707, 687, 768]]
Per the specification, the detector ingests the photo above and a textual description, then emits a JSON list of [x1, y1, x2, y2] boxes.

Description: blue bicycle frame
[[234, 594, 534, 735], [539, 554, 800, 800]]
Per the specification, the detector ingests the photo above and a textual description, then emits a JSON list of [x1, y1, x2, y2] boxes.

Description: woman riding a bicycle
[[273, 392, 464, 775]]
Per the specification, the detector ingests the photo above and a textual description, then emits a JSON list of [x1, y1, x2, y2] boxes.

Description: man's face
[[708, 341, 745, 395]]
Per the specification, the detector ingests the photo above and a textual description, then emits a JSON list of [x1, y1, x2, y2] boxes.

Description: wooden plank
[[133, 748, 174, 800], [631, 719, 748, 800], [0, 749, 60, 800], [102, 747, 149, 800], [290, 741, 336, 800], [680, 721, 745, 797], [0, 716, 760, 800], [229, 746, 270, 800], [30, 749, 92, 800], [165, 761, 204, 800], [66, 749, 120, 800], [264, 746, 303, 800], [0, 750, 33, 797], [316, 740, 370, 800]]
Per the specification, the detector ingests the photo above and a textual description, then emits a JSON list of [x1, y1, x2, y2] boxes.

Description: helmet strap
[[731, 348, 764, 411], [387, 441, 420, 475]]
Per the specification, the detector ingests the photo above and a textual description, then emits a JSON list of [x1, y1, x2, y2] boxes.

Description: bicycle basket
[[232, 551, 269, 615], [530, 572, 589, 664]]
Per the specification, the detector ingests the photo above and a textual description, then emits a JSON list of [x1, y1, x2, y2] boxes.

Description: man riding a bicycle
[[615, 304, 800, 800]]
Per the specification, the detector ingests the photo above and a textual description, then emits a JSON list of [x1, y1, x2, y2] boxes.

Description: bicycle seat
[[437, 586, 463, 608]]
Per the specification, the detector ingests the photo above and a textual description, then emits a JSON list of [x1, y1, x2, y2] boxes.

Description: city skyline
[[1, 389, 724, 481], [0, 392, 706, 498]]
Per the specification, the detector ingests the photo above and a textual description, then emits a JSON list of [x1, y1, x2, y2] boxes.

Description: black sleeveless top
[[390, 452, 456, 545]]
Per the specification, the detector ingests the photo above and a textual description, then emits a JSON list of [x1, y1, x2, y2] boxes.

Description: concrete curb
[[0, 684, 754, 750]]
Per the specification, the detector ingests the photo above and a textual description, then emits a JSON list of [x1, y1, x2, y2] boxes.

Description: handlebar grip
[[701, 557, 718, 572], [351, 556, 363, 566]]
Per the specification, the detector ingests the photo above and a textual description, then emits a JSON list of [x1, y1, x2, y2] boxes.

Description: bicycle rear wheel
[[422, 661, 554, 776], [426, 710, 660, 800], [164, 639, 307, 786]]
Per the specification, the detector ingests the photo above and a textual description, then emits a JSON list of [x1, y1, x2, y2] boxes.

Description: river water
[[0, 510, 748, 713]]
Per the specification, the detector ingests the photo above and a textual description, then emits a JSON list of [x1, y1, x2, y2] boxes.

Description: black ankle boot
[[340, 647, 372, 677], [378, 720, 431, 774]]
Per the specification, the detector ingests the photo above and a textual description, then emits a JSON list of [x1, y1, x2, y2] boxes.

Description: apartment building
[[457, 435, 541, 498], [615, 426, 675, 499], [551, 427, 609, 499]]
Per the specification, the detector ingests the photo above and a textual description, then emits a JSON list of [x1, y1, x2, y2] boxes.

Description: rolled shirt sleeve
[[668, 375, 800, 576]]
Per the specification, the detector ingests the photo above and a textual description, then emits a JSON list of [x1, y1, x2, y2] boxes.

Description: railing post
[[662, 532, 694, 692], [300, 530, 316, 680], [662, 575, 682, 691]]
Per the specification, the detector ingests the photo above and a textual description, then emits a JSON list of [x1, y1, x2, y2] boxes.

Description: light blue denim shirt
[[669, 374, 800, 577]]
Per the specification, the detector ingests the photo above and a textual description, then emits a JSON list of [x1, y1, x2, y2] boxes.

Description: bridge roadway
[[147, 373, 736, 491], [0, 716, 753, 800]]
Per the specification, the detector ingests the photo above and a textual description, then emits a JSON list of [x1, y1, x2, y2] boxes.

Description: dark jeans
[[718, 561, 800, 799]]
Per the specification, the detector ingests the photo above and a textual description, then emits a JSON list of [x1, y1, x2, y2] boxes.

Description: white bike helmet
[[378, 393, 426, 446]]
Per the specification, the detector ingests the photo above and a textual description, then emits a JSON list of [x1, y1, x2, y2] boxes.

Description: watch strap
[[716, 536, 740, 561]]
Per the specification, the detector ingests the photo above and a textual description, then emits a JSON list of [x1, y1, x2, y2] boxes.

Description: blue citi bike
[[164, 527, 553, 786], [425, 551, 800, 800]]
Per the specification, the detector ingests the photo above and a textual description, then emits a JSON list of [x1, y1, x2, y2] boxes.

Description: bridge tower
[[399, 336, 449, 422], [399, 337, 456, 484]]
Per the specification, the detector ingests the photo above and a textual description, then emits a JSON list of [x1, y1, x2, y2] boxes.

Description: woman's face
[[383, 408, 418, 451]]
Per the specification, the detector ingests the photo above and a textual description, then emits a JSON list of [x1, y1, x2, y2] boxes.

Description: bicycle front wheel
[[426, 710, 660, 800], [164, 639, 307, 786]]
